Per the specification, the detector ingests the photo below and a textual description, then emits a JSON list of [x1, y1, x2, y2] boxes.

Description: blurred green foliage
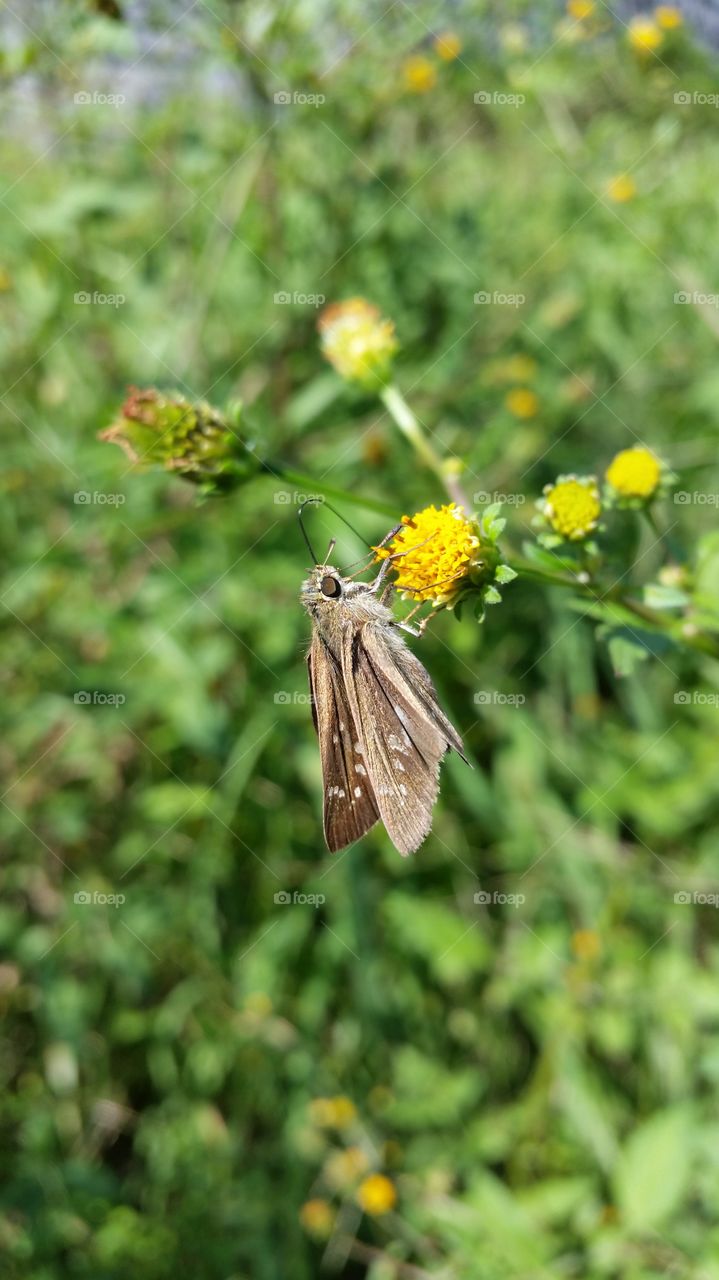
[[2, 2, 719, 1277]]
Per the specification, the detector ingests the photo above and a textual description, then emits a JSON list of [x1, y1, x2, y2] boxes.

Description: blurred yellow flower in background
[[571, 928, 602, 961], [605, 446, 661, 498], [605, 174, 637, 203], [567, 0, 595, 18], [402, 55, 438, 93], [308, 1095, 357, 1129], [299, 1198, 335, 1238], [540, 476, 601, 541], [324, 1145, 370, 1189], [318, 298, 398, 388], [505, 388, 539, 418], [357, 1173, 397, 1215], [655, 4, 683, 28], [628, 16, 664, 52], [434, 31, 462, 60]]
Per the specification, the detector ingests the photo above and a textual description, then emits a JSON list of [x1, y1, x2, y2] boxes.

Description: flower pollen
[[375, 503, 481, 604], [542, 476, 601, 541], [605, 446, 661, 498]]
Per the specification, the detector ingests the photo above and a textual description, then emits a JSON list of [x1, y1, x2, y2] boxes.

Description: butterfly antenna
[[297, 498, 320, 563], [298, 496, 373, 564]]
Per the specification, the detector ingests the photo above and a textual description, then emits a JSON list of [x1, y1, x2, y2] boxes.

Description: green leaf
[[605, 630, 651, 677], [613, 1108, 693, 1233]]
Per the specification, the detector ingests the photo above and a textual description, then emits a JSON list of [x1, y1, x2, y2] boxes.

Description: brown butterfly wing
[[341, 622, 463, 856], [307, 634, 380, 852]]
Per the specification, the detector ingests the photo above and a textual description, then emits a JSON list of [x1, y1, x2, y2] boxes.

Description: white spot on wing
[[355, 763, 366, 776], [354, 786, 362, 798]]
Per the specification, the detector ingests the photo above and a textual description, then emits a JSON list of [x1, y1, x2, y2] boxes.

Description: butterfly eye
[[320, 575, 342, 598]]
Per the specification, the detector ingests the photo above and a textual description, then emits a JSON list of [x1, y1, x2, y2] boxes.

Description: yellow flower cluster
[[356, 1173, 397, 1215], [627, 7, 682, 53], [540, 476, 602, 541], [307, 1095, 357, 1129], [605, 174, 637, 203], [375, 503, 481, 604], [318, 299, 398, 388], [605, 446, 661, 498], [402, 31, 462, 93], [505, 387, 539, 419]]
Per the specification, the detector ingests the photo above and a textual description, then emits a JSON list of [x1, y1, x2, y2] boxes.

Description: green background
[[2, 2, 719, 1276]]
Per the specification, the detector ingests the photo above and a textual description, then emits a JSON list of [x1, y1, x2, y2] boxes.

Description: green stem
[[380, 384, 470, 508], [263, 464, 397, 518], [511, 556, 719, 659]]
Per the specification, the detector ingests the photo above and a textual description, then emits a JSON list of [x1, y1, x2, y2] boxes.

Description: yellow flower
[[605, 446, 661, 498], [308, 1095, 357, 1129], [492, 354, 538, 384], [434, 31, 462, 60], [402, 55, 437, 93], [654, 4, 682, 28], [571, 928, 602, 961], [628, 16, 663, 52], [357, 1174, 397, 1216], [567, 0, 595, 18], [324, 1145, 370, 1189], [318, 299, 398, 389], [375, 504, 481, 605], [299, 1199, 335, 1238], [541, 476, 601, 541], [505, 388, 539, 418], [605, 174, 637, 203]]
